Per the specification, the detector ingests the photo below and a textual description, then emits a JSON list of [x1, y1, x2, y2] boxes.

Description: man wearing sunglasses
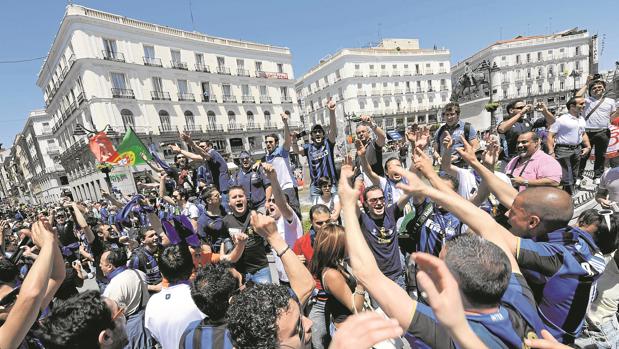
[[291, 98, 338, 202]]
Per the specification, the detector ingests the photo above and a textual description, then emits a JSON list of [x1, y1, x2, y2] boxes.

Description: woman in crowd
[[312, 177, 341, 223]]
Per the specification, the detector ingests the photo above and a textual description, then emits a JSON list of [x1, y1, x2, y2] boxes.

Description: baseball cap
[[239, 151, 251, 159], [311, 124, 325, 133]]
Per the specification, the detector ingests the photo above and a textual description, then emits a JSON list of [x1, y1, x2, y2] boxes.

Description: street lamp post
[[569, 70, 581, 96], [477, 60, 501, 129]]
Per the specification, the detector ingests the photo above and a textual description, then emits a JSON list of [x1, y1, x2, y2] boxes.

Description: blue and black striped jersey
[[179, 319, 233, 349], [516, 226, 605, 343], [303, 139, 337, 185]]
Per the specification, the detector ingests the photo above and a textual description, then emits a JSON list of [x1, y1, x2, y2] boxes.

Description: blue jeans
[[576, 316, 619, 349], [309, 299, 330, 349], [245, 266, 272, 284], [124, 308, 153, 349]]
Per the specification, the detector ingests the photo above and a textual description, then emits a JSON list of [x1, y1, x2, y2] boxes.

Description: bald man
[[462, 147, 606, 344]]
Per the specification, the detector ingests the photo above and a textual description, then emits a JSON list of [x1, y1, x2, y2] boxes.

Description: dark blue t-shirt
[[303, 139, 337, 185], [414, 199, 463, 257], [231, 168, 271, 209], [206, 149, 231, 193], [359, 204, 403, 280]]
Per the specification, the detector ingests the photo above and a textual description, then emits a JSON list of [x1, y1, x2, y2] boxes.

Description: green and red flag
[[113, 127, 152, 166]]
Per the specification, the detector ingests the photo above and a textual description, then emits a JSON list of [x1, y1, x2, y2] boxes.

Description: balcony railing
[[246, 123, 261, 130], [171, 61, 188, 70], [159, 125, 178, 134], [204, 124, 224, 132], [41, 127, 53, 136], [371, 89, 381, 96], [77, 91, 86, 105], [260, 95, 272, 103], [183, 125, 202, 133], [382, 89, 392, 95], [439, 69, 448, 74], [217, 67, 231, 75], [354, 71, 364, 77], [369, 70, 378, 77], [394, 88, 403, 95], [242, 95, 255, 103], [357, 90, 367, 96], [201, 94, 215, 103], [178, 93, 195, 101], [282, 96, 293, 103], [143, 57, 163, 67], [111, 88, 135, 99], [222, 95, 236, 103], [47, 146, 61, 155], [237, 68, 250, 77], [195, 63, 211, 73], [228, 123, 243, 131], [230, 145, 245, 153], [264, 122, 279, 130], [403, 70, 412, 76], [102, 50, 125, 62], [151, 91, 171, 100]]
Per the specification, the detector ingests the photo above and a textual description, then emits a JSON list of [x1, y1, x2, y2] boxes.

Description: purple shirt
[[505, 149, 562, 191]]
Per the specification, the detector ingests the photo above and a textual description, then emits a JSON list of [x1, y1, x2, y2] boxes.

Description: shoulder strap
[[436, 124, 447, 153], [131, 269, 146, 312], [464, 122, 471, 140], [585, 95, 607, 121]]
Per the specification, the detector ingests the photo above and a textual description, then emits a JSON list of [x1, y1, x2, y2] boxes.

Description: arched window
[[120, 109, 134, 129], [228, 111, 236, 125], [184, 110, 195, 130], [264, 111, 271, 125], [207, 111, 216, 127], [159, 110, 171, 131], [247, 111, 254, 125]]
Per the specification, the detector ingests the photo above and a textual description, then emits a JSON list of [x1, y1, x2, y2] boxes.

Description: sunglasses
[[367, 196, 385, 205], [513, 106, 525, 110], [287, 288, 305, 344]]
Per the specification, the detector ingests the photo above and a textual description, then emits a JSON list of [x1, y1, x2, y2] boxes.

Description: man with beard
[[505, 131, 562, 191], [230, 151, 271, 214], [292, 98, 338, 202], [222, 185, 271, 284], [262, 163, 303, 285]]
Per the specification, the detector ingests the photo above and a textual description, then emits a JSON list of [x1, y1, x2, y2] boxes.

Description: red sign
[[256, 71, 288, 80]]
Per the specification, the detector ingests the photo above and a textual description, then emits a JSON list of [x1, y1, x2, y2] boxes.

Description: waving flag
[[88, 132, 119, 163], [148, 144, 171, 171], [114, 194, 143, 223], [114, 128, 152, 166]]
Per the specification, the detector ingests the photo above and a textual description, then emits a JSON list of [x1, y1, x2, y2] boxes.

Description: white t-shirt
[[454, 167, 511, 200], [103, 269, 149, 316], [599, 167, 619, 203], [181, 202, 200, 219], [270, 156, 295, 190], [144, 284, 205, 349], [585, 96, 617, 129], [273, 213, 303, 282], [313, 194, 340, 213], [379, 176, 405, 206], [548, 113, 586, 146]]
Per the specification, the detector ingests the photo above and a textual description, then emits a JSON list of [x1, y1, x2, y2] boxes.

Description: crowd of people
[[0, 75, 618, 349]]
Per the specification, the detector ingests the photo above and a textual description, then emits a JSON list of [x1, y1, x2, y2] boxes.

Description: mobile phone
[[295, 130, 308, 139]]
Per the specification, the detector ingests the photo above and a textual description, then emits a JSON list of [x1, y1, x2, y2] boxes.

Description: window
[[415, 64, 420, 74], [381, 64, 386, 70], [171, 49, 181, 64], [228, 111, 236, 124], [242, 84, 250, 96], [195, 53, 204, 66], [184, 111, 195, 128], [393, 64, 397, 69], [152, 77, 163, 92], [222, 84, 231, 96], [120, 109, 135, 128], [217, 57, 225, 68], [43, 122, 49, 126], [383, 82, 388, 87], [103, 39, 117, 55], [207, 111, 216, 127], [110, 72, 127, 89], [277, 63, 284, 73], [260, 85, 268, 96], [559, 63, 565, 73], [560, 81, 565, 90], [177, 80, 189, 95], [335, 69, 341, 79], [280, 87, 289, 100], [575, 46, 580, 56], [264, 111, 271, 124], [247, 111, 254, 125], [575, 61, 580, 70], [527, 86, 531, 95], [201, 82, 210, 101], [527, 68, 532, 78], [237, 59, 245, 69], [369, 65, 374, 70], [537, 52, 542, 61], [159, 110, 171, 131], [355, 64, 360, 70], [47, 139, 55, 144], [144, 45, 155, 59], [526, 53, 530, 63], [255, 61, 263, 72], [516, 55, 520, 64], [538, 84, 542, 92], [548, 67, 554, 77]]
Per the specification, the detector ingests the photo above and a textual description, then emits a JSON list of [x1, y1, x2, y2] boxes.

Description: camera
[[592, 73, 603, 80], [295, 130, 308, 139]]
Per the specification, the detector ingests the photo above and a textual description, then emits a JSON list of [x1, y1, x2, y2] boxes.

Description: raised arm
[[170, 143, 203, 161], [71, 202, 95, 244], [251, 212, 314, 304], [497, 105, 531, 134], [221, 233, 248, 263], [439, 131, 458, 178], [282, 113, 292, 151], [355, 139, 381, 187], [575, 75, 593, 98], [338, 164, 415, 330], [262, 163, 295, 221], [326, 98, 338, 142], [140, 152, 163, 173], [547, 131, 556, 158], [537, 102, 556, 127]]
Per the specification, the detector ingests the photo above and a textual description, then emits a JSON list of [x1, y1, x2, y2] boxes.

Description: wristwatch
[[523, 179, 529, 187]]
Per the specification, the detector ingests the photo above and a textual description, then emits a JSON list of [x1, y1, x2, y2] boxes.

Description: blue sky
[[1, 0, 617, 147]]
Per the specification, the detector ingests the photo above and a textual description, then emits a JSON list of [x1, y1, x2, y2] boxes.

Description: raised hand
[[280, 112, 289, 124], [392, 167, 427, 196], [169, 143, 182, 153], [355, 139, 367, 157], [455, 135, 479, 166], [328, 312, 403, 349], [360, 114, 372, 124], [442, 131, 453, 151], [482, 136, 501, 167], [249, 211, 278, 240], [412, 147, 434, 178], [327, 97, 336, 111], [261, 163, 276, 179], [338, 164, 362, 207], [30, 220, 55, 249], [180, 131, 192, 143], [232, 232, 248, 245]]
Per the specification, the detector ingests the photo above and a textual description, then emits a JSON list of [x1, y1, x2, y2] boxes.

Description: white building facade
[[296, 39, 451, 136], [37, 5, 301, 202], [451, 28, 596, 128]]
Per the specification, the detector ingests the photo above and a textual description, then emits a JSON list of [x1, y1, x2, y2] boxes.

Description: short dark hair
[[362, 185, 383, 201], [158, 244, 194, 284], [227, 283, 292, 349], [35, 290, 114, 349], [518, 131, 540, 143], [228, 185, 246, 195], [439, 172, 459, 191], [105, 248, 127, 268], [176, 188, 190, 201], [595, 211, 619, 254], [310, 204, 331, 221], [445, 234, 511, 308], [588, 80, 606, 94], [566, 96, 583, 110], [444, 102, 461, 115], [191, 263, 238, 320], [0, 258, 18, 283], [505, 100, 524, 114], [383, 157, 401, 173], [316, 176, 332, 187], [265, 134, 279, 143], [136, 227, 155, 244]]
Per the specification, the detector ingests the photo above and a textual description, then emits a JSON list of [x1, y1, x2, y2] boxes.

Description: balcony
[[369, 70, 378, 77], [264, 122, 279, 130], [41, 126, 52, 136], [415, 88, 424, 94], [111, 88, 135, 99], [246, 123, 261, 130], [536, 75, 544, 81], [403, 70, 412, 76], [183, 125, 202, 133], [440, 86, 449, 91], [195, 64, 211, 73], [242, 95, 255, 103], [228, 123, 244, 131], [382, 89, 392, 95], [391, 70, 400, 76], [143, 57, 163, 67], [515, 77, 524, 84], [102, 50, 125, 62], [237, 68, 250, 77], [204, 124, 224, 132], [380, 70, 388, 76], [439, 69, 448, 74], [371, 89, 381, 96], [501, 79, 510, 85], [230, 145, 245, 153], [357, 90, 367, 96], [217, 67, 231, 75], [178, 93, 195, 101], [354, 71, 364, 77], [151, 91, 171, 100], [201, 94, 215, 103], [76, 91, 86, 105], [171, 61, 188, 70], [282, 96, 293, 103], [394, 88, 403, 95], [222, 95, 236, 103], [158, 125, 178, 134], [255, 71, 289, 79], [260, 95, 272, 103]]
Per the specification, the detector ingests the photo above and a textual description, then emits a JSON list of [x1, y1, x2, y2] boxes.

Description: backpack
[[436, 122, 471, 154]]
